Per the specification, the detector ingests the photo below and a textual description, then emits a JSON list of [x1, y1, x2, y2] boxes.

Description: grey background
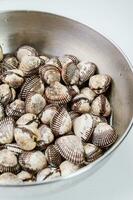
[[0, 0, 133, 199]]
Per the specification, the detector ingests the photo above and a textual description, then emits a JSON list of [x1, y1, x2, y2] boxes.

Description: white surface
[[0, 0, 133, 199]]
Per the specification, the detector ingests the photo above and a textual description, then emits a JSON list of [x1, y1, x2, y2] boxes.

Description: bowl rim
[[0, 10, 132, 187]]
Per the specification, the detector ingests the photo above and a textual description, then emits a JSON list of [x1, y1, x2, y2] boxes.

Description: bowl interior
[[0, 11, 133, 167]]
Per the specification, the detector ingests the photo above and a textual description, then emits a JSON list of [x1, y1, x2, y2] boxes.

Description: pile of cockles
[[0, 45, 118, 184]]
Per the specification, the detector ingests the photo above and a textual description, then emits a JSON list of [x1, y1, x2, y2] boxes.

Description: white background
[[0, 0, 133, 199]]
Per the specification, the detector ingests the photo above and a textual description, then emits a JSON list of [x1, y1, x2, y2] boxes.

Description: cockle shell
[[45, 81, 71, 104], [4, 143, 24, 156], [0, 117, 14, 144], [73, 114, 94, 142], [19, 75, 44, 100], [19, 55, 41, 76], [17, 171, 33, 182], [26, 92, 46, 115], [62, 62, 80, 85], [91, 114, 107, 126], [55, 135, 85, 164], [46, 57, 61, 69], [84, 143, 103, 162], [14, 127, 38, 151], [45, 145, 62, 167], [38, 125, 54, 147], [60, 161, 79, 177], [39, 55, 49, 65], [0, 45, 3, 62], [4, 55, 19, 68], [36, 167, 60, 182], [39, 65, 61, 85], [0, 103, 5, 120], [1, 69, 24, 88], [16, 45, 38, 61], [68, 85, 80, 98], [89, 74, 111, 94], [69, 111, 80, 121], [6, 99, 25, 119], [77, 61, 96, 85], [59, 54, 79, 68], [91, 94, 111, 117], [51, 107, 72, 136], [0, 173, 22, 184], [92, 122, 118, 148], [40, 104, 58, 125], [81, 87, 96, 103], [71, 94, 90, 113], [19, 151, 47, 173], [0, 84, 16, 105], [0, 149, 20, 174]]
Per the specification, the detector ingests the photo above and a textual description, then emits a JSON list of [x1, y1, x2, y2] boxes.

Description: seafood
[[84, 143, 103, 162], [60, 161, 79, 176], [71, 94, 90, 113]]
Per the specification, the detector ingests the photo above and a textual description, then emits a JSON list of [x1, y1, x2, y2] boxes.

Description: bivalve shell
[[92, 122, 118, 148], [71, 94, 90, 113], [16, 45, 38, 61], [55, 135, 85, 164], [60, 161, 79, 177], [0, 45, 3, 62], [17, 171, 33, 182], [68, 85, 80, 97], [0, 84, 16, 105], [73, 114, 94, 142], [91, 114, 107, 126], [36, 167, 60, 182], [0, 173, 22, 184], [4, 55, 18, 68], [81, 87, 96, 103], [4, 143, 24, 156], [0, 103, 5, 120], [59, 54, 79, 68], [38, 125, 54, 146], [39, 55, 49, 65], [46, 57, 61, 69], [84, 143, 103, 162]]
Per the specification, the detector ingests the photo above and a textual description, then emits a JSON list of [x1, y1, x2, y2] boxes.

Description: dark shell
[[59, 54, 79, 68], [92, 122, 118, 148], [84, 143, 103, 162], [45, 145, 62, 167], [39, 55, 49, 65], [71, 94, 90, 113], [0, 103, 5, 120], [69, 111, 80, 121], [51, 107, 72, 136], [68, 85, 80, 98], [19, 75, 44, 100], [4, 55, 19, 68], [45, 81, 71, 104], [55, 135, 85, 164]]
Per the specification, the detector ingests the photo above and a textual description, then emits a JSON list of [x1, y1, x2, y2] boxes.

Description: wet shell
[[19, 55, 40, 76], [45, 145, 62, 167], [69, 111, 80, 121], [14, 127, 37, 151], [26, 92, 46, 115], [84, 143, 103, 162], [0, 149, 20, 174], [19, 151, 47, 173], [0, 45, 3, 62], [6, 99, 25, 119], [0, 173, 22, 184], [40, 104, 58, 125], [4, 55, 19, 68], [71, 94, 90, 113], [51, 107, 72, 136], [45, 81, 71, 104], [44, 170, 60, 181], [60, 161, 79, 177], [19, 75, 44, 100], [39, 55, 49, 65], [73, 114, 94, 142], [0, 103, 5, 120], [39, 65, 61, 85], [68, 85, 80, 98], [91, 95, 111, 117], [55, 135, 85, 164], [0, 117, 14, 144], [0, 84, 16, 105], [91, 114, 107, 126], [36, 168, 60, 182], [77, 61, 96, 85], [1, 69, 24, 88], [46, 57, 61, 69], [62, 62, 80, 85], [38, 125, 54, 145], [4, 143, 24, 156], [16, 45, 38, 61], [59, 54, 79, 68], [89, 74, 111, 94], [92, 122, 118, 148], [81, 87, 96, 103], [17, 171, 33, 181]]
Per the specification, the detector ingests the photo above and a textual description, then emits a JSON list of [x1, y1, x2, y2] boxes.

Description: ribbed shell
[[92, 123, 118, 148], [0, 117, 14, 144], [4, 143, 24, 156], [60, 161, 79, 177], [4, 55, 19, 68], [0, 84, 15, 106], [80, 87, 96, 103], [0, 103, 5, 120], [73, 114, 94, 142], [45, 81, 71, 104], [51, 107, 72, 136], [16, 45, 38, 61], [55, 135, 85, 164], [84, 143, 103, 162], [46, 57, 62, 69], [71, 94, 90, 113]]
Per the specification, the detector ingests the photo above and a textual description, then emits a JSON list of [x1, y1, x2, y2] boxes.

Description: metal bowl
[[0, 11, 133, 199]]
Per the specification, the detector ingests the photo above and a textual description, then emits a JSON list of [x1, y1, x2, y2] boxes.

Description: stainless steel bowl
[[0, 11, 133, 199]]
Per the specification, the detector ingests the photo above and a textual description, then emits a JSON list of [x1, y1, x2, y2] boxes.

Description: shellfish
[[46, 57, 61, 69], [38, 125, 54, 146], [45, 81, 71, 104], [60, 161, 79, 177], [39, 55, 49, 65], [17, 171, 33, 182], [55, 135, 85, 164], [91, 94, 111, 117], [4, 143, 24, 156], [0, 103, 5, 120], [0, 173, 22, 184], [77, 61, 96, 85], [0, 84, 16, 105], [16, 45, 38, 61], [25, 92, 46, 115], [51, 107, 72, 136], [71, 94, 90, 113], [84, 143, 103, 162], [73, 114, 94, 142], [19, 151, 47, 173], [36, 167, 60, 182], [68, 85, 80, 98], [80, 87, 96, 103], [59, 54, 79, 68], [91, 114, 107, 126], [92, 122, 118, 148], [4, 55, 19, 68], [89, 74, 111, 94]]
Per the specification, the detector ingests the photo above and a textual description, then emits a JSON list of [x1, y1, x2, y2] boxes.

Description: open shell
[[55, 135, 85, 164]]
